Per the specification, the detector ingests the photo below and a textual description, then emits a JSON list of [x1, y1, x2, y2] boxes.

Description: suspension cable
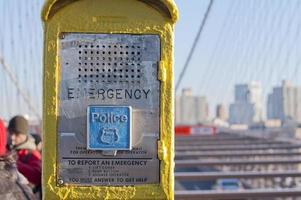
[[175, 0, 215, 93], [0, 54, 41, 120]]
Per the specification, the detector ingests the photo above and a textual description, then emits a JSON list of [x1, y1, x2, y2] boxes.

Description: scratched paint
[[42, 0, 178, 199]]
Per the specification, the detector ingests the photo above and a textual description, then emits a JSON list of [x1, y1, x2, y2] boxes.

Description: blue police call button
[[87, 106, 132, 150]]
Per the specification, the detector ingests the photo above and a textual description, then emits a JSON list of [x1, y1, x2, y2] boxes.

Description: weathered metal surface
[[58, 33, 160, 186]]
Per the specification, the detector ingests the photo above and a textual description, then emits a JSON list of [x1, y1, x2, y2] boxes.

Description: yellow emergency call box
[[42, 0, 178, 199]]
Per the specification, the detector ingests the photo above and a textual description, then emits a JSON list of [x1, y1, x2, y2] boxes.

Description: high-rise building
[[216, 104, 227, 121], [267, 81, 301, 123], [296, 87, 301, 122], [175, 96, 182, 125], [195, 96, 208, 124], [175, 88, 208, 125], [267, 87, 284, 120], [229, 82, 263, 125]]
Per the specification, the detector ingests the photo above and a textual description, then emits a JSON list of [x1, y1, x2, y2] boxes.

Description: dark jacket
[[0, 154, 37, 200]]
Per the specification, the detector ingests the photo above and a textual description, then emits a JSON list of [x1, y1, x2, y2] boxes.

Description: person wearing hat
[[8, 116, 41, 193], [0, 118, 37, 200]]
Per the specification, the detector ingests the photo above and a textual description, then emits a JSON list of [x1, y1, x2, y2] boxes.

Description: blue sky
[[0, 0, 301, 120]]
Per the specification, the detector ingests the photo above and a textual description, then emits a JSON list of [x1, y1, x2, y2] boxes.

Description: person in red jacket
[[0, 118, 37, 200], [7, 116, 41, 189]]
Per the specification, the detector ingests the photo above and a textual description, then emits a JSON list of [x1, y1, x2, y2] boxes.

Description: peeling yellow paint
[[42, 0, 178, 199], [158, 61, 167, 82]]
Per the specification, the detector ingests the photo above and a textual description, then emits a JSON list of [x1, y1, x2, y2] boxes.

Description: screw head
[[57, 178, 64, 186]]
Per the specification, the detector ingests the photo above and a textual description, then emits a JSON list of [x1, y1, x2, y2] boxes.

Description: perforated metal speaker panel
[[58, 33, 160, 186], [77, 43, 143, 84]]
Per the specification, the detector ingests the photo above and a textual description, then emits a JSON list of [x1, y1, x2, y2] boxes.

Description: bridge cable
[[175, 0, 215, 93], [0, 54, 41, 120]]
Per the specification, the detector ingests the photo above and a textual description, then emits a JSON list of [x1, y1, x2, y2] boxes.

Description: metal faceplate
[[58, 33, 160, 186]]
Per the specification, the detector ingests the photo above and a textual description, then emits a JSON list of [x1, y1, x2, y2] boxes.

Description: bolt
[[57, 178, 64, 186]]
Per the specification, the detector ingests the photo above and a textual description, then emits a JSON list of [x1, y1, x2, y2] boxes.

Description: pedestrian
[[0, 118, 37, 200], [8, 116, 42, 198]]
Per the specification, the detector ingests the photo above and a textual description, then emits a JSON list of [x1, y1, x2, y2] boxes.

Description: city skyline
[[176, 80, 301, 125]]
